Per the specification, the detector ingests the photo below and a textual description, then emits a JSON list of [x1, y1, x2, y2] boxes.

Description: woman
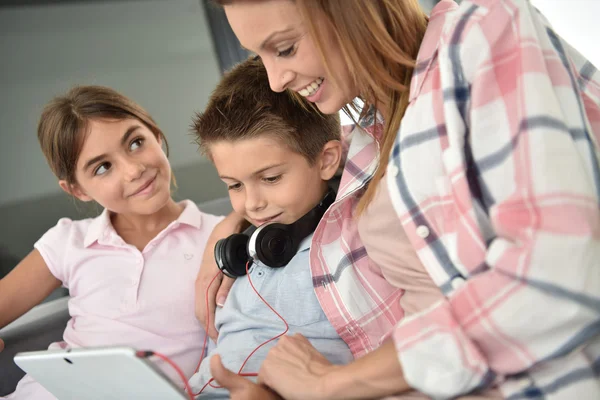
[[196, 0, 600, 398]]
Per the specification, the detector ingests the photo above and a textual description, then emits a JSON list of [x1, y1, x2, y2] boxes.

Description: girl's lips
[[130, 175, 156, 197]]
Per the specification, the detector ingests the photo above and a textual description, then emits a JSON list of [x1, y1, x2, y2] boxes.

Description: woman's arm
[[195, 211, 248, 340], [258, 335, 409, 400], [0, 249, 61, 330], [384, 2, 600, 398], [324, 340, 408, 399]]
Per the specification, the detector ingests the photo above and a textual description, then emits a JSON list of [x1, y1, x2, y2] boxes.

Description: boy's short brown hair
[[192, 57, 340, 164]]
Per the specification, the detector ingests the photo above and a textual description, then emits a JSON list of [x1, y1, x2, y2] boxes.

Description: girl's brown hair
[[37, 85, 169, 188], [215, 0, 428, 212]]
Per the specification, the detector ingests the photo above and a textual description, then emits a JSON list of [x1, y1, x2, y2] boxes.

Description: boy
[[189, 58, 353, 398]]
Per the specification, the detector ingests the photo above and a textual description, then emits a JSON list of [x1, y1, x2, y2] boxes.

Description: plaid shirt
[[310, 0, 600, 398]]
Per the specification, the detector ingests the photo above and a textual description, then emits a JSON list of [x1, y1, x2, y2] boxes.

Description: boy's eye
[[276, 45, 295, 58], [263, 175, 282, 184], [94, 162, 111, 176], [227, 182, 242, 191], [130, 138, 143, 151]]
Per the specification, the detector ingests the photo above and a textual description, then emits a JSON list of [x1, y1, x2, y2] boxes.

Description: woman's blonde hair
[[295, 0, 428, 213], [216, 0, 428, 212]]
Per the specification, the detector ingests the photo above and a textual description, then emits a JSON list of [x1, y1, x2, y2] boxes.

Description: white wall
[[531, 0, 600, 67], [339, 0, 600, 125], [0, 0, 221, 207]]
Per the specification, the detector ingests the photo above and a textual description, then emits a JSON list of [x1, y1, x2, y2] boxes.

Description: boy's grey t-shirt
[[190, 233, 353, 398]]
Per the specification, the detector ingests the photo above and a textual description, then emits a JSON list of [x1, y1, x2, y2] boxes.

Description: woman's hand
[[258, 333, 338, 400], [260, 336, 409, 400], [210, 354, 283, 400], [195, 212, 248, 340]]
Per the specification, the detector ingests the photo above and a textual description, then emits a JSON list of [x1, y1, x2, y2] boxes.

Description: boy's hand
[[210, 355, 283, 400], [196, 212, 247, 341]]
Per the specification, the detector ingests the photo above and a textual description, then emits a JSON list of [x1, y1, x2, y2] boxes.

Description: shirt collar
[[83, 208, 113, 247], [358, 106, 385, 143], [176, 200, 204, 229], [298, 232, 314, 253], [409, 0, 459, 102], [83, 199, 203, 247]]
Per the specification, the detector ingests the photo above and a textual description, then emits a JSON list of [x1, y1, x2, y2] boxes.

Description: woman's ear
[[318, 140, 342, 181], [58, 180, 93, 202]]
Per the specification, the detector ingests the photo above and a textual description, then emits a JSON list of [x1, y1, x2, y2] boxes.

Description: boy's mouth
[[251, 212, 283, 226]]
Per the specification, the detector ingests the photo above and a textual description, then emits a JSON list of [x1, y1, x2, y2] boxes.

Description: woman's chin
[[315, 99, 344, 115]]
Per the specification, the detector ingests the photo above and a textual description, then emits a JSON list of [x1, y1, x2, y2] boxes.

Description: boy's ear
[[59, 180, 93, 202], [318, 140, 343, 181]]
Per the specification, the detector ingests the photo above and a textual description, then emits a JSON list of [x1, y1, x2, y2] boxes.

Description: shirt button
[[416, 225, 430, 239], [451, 277, 465, 290], [257, 271, 264, 277], [130, 278, 139, 286], [389, 164, 400, 177]]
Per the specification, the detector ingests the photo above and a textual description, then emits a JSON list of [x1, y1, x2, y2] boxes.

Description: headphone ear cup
[[254, 224, 297, 268], [215, 233, 251, 278]]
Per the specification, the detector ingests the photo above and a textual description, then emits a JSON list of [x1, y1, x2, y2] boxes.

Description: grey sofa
[[0, 198, 232, 396]]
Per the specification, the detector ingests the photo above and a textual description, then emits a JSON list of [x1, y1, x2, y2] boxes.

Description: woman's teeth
[[299, 78, 324, 97]]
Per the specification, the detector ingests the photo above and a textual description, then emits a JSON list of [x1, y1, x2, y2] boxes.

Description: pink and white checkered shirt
[[310, 1, 600, 398]]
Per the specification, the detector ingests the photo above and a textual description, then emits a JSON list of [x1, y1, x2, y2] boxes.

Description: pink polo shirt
[[8, 200, 222, 399]]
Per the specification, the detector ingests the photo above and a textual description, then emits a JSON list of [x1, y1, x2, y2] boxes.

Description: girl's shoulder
[[38, 212, 108, 249]]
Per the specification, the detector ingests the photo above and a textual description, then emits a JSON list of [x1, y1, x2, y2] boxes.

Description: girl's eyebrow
[[83, 125, 140, 171]]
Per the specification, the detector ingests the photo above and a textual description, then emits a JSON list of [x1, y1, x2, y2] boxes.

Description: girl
[[0, 85, 223, 399], [197, 0, 600, 399]]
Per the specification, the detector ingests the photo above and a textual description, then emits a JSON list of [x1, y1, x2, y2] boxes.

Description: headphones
[[214, 189, 336, 278]]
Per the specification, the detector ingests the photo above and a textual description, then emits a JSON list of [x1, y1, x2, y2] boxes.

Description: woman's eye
[[227, 183, 242, 191], [276, 45, 295, 57], [130, 138, 143, 151], [94, 162, 111, 176], [263, 175, 282, 184]]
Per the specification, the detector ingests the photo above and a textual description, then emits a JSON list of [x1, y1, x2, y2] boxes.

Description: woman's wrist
[[319, 340, 410, 400], [320, 364, 354, 400]]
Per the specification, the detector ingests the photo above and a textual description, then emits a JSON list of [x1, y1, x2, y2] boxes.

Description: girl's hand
[[210, 355, 283, 400], [258, 333, 337, 400]]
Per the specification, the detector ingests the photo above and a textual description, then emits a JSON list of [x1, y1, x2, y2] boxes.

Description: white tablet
[[13, 346, 189, 400]]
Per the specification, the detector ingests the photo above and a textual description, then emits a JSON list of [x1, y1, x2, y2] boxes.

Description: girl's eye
[[94, 162, 111, 176], [276, 45, 295, 57], [263, 175, 282, 184], [130, 138, 143, 151], [227, 182, 242, 192]]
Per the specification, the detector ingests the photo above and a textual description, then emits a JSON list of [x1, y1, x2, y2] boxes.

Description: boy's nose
[[245, 189, 267, 212]]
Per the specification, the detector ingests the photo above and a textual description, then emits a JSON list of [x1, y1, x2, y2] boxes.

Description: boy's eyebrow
[[83, 125, 140, 171], [259, 28, 294, 50], [219, 163, 285, 180]]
